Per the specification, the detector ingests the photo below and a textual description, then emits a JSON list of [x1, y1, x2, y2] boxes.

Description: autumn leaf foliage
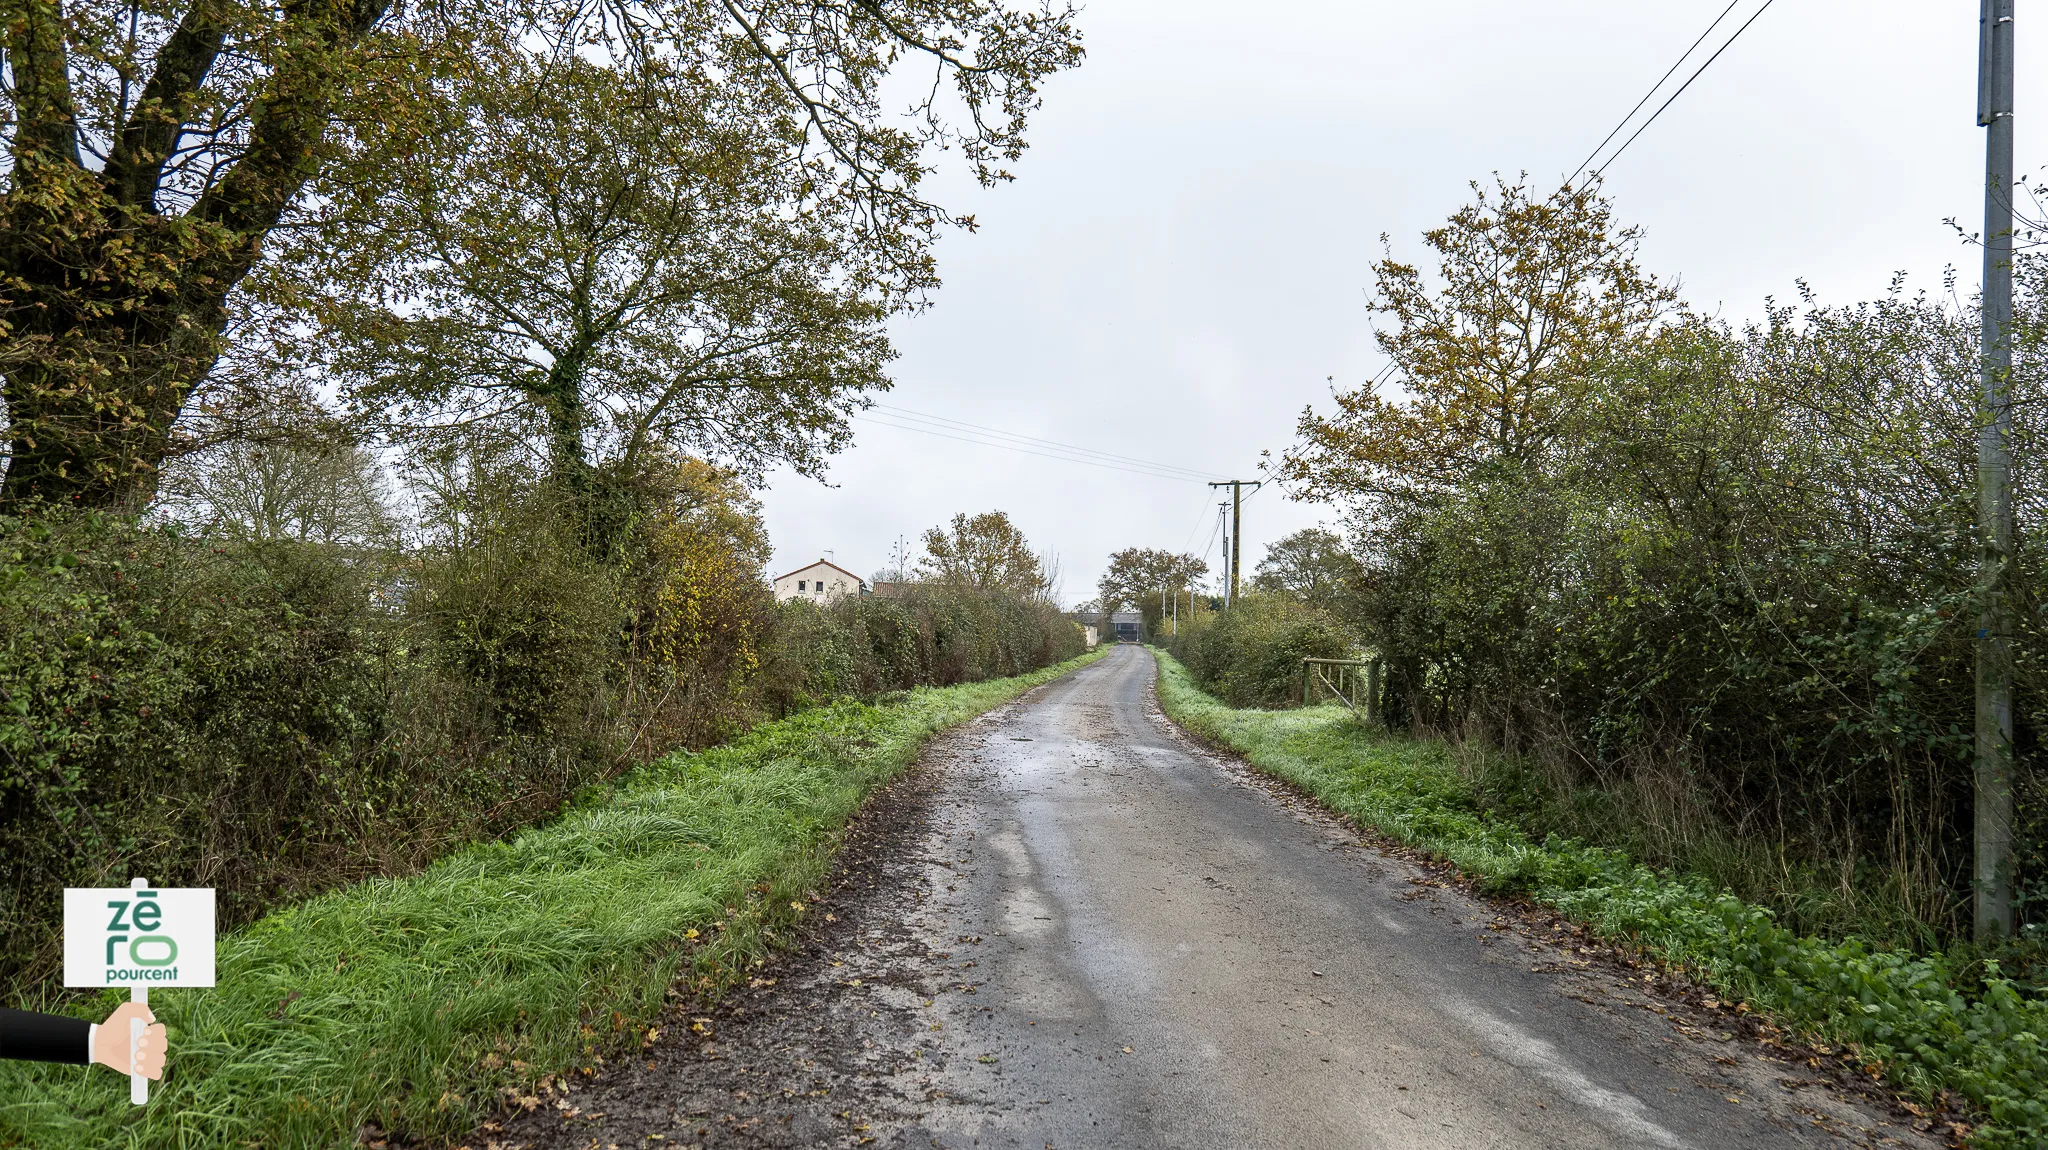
[[1283, 178, 1674, 500]]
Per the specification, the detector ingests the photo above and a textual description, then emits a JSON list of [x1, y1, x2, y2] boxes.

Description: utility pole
[[1209, 480, 1263, 606], [1975, 0, 2017, 941], [1216, 502, 1231, 607]]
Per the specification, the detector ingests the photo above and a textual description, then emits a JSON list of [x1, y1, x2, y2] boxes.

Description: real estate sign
[[62, 885, 216, 989]]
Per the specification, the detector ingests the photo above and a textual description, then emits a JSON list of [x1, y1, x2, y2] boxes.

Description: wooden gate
[[1302, 657, 1383, 726]]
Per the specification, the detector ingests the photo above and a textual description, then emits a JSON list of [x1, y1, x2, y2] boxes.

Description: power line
[[1179, 489, 1218, 554], [1199, 505, 1224, 581], [853, 415, 1212, 483], [1585, 0, 1779, 181], [869, 403, 1221, 482], [1568, 0, 1742, 187], [855, 414, 1205, 483]]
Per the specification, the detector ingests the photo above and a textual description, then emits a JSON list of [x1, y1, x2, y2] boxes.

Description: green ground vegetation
[[1154, 650, 2048, 1148], [0, 648, 1104, 1149]]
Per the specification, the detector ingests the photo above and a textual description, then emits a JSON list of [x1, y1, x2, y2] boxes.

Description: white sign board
[[63, 886, 216, 989]]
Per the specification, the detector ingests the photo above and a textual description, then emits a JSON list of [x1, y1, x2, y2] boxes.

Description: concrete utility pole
[[1975, 0, 2017, 941], [1209, 480, 1262, 606]]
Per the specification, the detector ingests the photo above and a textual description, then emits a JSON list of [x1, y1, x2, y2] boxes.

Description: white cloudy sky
[[760, 1, 2033, 604]]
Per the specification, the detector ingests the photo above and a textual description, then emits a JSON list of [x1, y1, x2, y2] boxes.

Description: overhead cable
[[1583, 0, 1779, 180], [1568, 0, 1742, 187], [1180, 490, 1219, 554], [870, 403, 1222, 482], [852, 414, 1218, 483]]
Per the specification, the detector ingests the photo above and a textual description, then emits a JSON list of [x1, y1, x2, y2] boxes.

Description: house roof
[[774, 558, 864, 584]]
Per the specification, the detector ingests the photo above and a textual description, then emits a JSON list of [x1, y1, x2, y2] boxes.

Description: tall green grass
[[1153, 649, 2048, 1149], [0, 647, 1105, 1149]]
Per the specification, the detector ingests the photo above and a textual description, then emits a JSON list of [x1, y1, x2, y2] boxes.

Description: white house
[[773, 559, 866, 604]]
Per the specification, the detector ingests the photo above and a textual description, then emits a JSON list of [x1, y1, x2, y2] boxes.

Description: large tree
[[1280, 179, 1673, 503], [287, 42, 896, 487], [1251, 527, 1360, 611], [918, 510, 1047, 596], [157, 432, 393, 544], [0, 0, 398, 508], [1097, 546, 1206, 629], [0, 0, 1083, 509]]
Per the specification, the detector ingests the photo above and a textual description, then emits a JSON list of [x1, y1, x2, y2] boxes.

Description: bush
[[1273, 182, 2048, 952], [760, 584, 1084, 715], [1166, 592, 1354, 708], [0, 503, 645, 995], [0, 650, 1109, 1150], [1155, 651, 2048, 1149], [0, 470, 1085, 995]]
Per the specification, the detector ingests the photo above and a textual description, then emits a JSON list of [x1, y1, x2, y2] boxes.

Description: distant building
[[773, 559, 866, 604], [1071, 607, 1103, 649], [1112, 610, 1143, 643]]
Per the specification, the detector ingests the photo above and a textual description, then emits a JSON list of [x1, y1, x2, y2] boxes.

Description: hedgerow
[[0, 648, 1105, 1149], [2, 465, 1082, 997], [1154, 650, 2048, 1147]]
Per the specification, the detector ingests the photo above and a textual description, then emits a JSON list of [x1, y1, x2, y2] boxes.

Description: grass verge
[[0, 647, 1107, 1149], [1152, 649, 2047, 1149]]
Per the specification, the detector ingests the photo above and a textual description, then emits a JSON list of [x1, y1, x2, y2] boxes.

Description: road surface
[[488, 645, 1940, 1150]]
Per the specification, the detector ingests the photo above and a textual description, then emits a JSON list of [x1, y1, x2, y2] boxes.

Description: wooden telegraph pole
[[1209, 480, 1262, 606]]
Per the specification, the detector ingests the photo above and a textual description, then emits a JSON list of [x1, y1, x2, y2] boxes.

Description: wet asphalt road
[[487, 645, 1940, 1150]]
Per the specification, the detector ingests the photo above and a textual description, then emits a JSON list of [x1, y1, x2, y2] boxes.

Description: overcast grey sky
[[761, 1, 2032, 604]]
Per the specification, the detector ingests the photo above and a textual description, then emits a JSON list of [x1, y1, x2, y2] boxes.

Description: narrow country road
[[486, 646, 1940, 1150]]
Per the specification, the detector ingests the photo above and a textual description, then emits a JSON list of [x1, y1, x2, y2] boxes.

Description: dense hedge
[[762, 585, 1083, 713], [1164, 592, 1354, 708], [0, 491, 1081, 993], [1249, 182, 2048, 954], [1333, 303, 2048, 949], [1155, 651, 2047, 1149], [0, 650, 1107, 1149]]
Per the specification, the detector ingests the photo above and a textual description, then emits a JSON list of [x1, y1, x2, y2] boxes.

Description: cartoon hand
[[91, 1002, 165, 1080]]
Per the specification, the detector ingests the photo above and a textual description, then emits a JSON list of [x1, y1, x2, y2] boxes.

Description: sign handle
[[130, 986, 147, 1105], [129, 878, 147, 1106]]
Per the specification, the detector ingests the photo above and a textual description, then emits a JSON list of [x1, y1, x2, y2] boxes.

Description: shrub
[[0, 474, 1085, 994], [759, 584, 1084, 716], [0, 650, 1109, 1150], [0, 504, 644, 995], [1155, 652, 2048, 1149], [1168, 592, 1355, 708]]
